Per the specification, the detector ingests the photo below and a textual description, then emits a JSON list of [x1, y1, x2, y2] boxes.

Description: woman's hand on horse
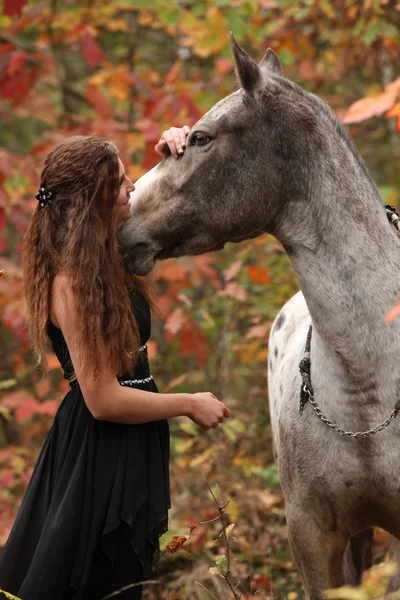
[[155, 126, 190, 159], [187, 392, 231, 430]]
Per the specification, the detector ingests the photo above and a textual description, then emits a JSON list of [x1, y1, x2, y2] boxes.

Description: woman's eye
[[191, 132, 210, 147]]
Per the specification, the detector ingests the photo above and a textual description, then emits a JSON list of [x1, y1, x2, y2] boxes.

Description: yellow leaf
[[0, 589, 22, 600], [189, 445, 217, 467], [225, 497, 239, 523], [323, 586, 366, 599], [106, 19, 128, 32]]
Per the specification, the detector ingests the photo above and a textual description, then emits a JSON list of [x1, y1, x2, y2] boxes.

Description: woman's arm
[[51, 274, 230, 429]]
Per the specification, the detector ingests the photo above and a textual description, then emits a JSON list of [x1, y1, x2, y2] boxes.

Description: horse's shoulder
[[269, 291, 309, 347]]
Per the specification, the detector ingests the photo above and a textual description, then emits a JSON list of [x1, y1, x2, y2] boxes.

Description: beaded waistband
[[66, 344, 151, 389]]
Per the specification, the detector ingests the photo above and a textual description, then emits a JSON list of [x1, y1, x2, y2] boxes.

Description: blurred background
[[0, 1, 399, 598]]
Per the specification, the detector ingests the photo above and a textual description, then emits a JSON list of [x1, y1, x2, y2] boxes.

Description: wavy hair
[[22, 135, 150, 386]]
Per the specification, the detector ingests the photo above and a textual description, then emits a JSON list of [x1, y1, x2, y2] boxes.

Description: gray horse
[[118, 36, 400, 599]]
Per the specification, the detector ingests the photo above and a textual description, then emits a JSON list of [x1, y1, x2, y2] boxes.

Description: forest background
[[0, 0, 399, 598]]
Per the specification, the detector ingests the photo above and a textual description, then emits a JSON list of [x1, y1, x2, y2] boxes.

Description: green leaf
[[277, 48, 295, 66], [362, 20, 383, 44], [179, 421, 198, 436], [251, 463, 280, 486], [0, 379, 17, 390], [226, 8, 246, 40]]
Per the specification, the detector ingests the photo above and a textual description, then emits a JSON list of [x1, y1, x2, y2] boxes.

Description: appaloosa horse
[[118, 36, 400, 599]]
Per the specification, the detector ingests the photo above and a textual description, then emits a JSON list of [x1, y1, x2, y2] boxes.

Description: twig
[[195, 581, 219, 599], [100, 580, 158, 600], [205, 480, 242, 600]]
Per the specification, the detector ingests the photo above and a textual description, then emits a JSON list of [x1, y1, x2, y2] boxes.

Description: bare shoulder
[[50, 272, 77, 328]]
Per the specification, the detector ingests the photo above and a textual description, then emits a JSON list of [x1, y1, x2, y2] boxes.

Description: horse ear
[[230, 32, 262, 93], [259, 48, 283, 76]]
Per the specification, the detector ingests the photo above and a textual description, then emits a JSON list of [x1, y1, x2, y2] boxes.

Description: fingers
[[154, 138, 167, 157], [154, 126, 190, 159], [181, 126, 190, 148]]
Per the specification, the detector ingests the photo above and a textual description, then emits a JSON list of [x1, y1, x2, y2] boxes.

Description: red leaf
[[192, 256, 218, 281], [3, 0, 26, 16], [34, 378, 52, 399], [179, 319, 209, 365], [0, 66, 39, 106], [135, 118, 160, 142], [165, 308, 184, 337], [247, 265, 272, 285], [6, 50, 26, 76], [15, 398, 38, 423], [223, 260, 243, 282], [81, 31, 105, 68], [86, 84, 113, 119], [165, 60, 182, 85], [1, 391, 38, 423], [36, 400, 58, 416], [0, 207, 6, 231], [219, 282, 247, 301], [215, 57, 233, 75]]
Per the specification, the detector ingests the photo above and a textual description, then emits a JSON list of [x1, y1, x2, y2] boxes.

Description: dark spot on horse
[[274, 346, 278, 359], [279, 383, 283, 396], [345, 480, 354, 488], [274, 312, 286, 332], [269, 357, 274, 373]]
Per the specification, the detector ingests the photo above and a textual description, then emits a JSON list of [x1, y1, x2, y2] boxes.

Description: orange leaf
[[164, 373, 187, 392], [46, 353, 60, 370], [248, 265, 272, 285], [386, 101, 400, 131], [343, 77, 400, 124], [165, 535, 189, 553], [385, 301, 400, 324]]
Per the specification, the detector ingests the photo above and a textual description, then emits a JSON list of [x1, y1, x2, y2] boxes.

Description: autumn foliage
[[0, 1, 399, 598]]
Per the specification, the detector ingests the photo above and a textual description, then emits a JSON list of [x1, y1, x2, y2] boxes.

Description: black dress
[[0, 290, 170, 600]]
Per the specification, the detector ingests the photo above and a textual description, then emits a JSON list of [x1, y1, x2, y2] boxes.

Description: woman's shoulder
[[50, 272, 75, 328]]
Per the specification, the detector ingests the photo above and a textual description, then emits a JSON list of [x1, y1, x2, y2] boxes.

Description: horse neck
[[274, 157, 400, 388]]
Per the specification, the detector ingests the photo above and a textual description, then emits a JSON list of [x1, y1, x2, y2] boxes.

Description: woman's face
[[116, 158, 135, 227]]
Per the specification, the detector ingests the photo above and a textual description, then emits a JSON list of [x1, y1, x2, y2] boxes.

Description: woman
[[0, 129, 230, 600]]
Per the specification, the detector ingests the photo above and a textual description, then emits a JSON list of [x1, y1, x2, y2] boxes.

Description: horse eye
[[191, 132, 210, 147]]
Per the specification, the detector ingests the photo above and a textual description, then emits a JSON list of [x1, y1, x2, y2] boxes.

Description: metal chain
[[297, 205, 400, 439], [302, 385, 399, 439]]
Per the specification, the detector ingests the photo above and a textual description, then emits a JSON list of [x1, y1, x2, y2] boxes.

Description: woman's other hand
[[187, 392, 231, 430], [155, 126, 190, 159]]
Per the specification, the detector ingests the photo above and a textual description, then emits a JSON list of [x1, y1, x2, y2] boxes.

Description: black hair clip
[[35, 186, 54, 208]]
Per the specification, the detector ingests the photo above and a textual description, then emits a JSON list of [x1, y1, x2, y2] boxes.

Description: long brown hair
[[23, 135, 149, 386]]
